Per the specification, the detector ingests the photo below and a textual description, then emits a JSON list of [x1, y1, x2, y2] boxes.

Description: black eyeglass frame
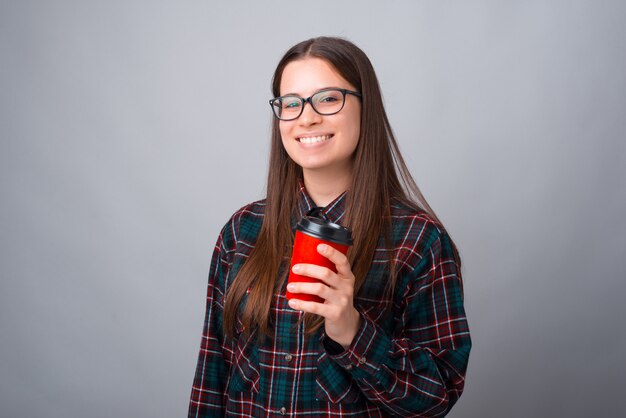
[[269, 88, 362, 121]]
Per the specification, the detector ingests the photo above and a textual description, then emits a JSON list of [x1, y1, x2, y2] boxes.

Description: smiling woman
[[188, 36, 471, 417]]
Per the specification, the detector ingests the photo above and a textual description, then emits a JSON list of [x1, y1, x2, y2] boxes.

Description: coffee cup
[[286, 210, 353, 303]]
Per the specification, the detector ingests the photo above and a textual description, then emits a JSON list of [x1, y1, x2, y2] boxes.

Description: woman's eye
[[319, 95, 338, 103], [283, 101, 301, 109]]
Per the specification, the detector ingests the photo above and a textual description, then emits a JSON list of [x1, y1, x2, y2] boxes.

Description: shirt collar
[[296, 180, 348, 225]]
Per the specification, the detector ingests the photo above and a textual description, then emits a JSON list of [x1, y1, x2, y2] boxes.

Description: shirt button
[[284, 354, 293, 362], [279, 406, 287, 415], [358, 356, 366, 365], [345, 364, 353, 371]]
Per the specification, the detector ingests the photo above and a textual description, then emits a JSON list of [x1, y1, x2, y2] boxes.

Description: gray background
[[1, 1, 625, 417]]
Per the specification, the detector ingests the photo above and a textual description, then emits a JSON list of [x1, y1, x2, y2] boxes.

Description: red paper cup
[[286, 212, 353, 304]]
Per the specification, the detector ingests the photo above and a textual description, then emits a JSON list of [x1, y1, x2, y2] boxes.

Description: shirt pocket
[[316, 352, 362, 404], [227, 323, 260, 394]]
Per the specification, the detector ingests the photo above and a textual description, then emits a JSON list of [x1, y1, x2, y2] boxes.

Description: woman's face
[[278, 58, 361, 179]]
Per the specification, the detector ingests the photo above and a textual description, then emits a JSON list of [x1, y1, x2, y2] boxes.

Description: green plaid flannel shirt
[[189, 184, 471, 417]]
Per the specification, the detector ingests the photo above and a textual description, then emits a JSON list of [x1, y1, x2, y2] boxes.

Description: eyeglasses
[[269, 88, 362, 121]]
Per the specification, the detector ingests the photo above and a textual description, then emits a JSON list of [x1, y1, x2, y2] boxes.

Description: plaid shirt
[[189, 185, 471, 417]]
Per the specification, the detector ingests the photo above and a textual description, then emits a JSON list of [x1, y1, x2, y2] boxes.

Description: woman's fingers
[[316, 244, 353, 278], [291, 245, 354, 286], [287, 281, 329, 300], [291, 263, 337, 287], [288, 298, 342, 320]]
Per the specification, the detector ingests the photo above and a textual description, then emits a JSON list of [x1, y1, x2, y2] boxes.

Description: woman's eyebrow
[[280, 86, 344, 97]]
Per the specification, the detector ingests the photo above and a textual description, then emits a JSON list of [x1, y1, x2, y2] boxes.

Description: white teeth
[[298, 135, 332, 144]]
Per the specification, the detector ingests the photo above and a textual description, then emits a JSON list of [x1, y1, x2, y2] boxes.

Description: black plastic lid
[[297, 215, 353, 246]]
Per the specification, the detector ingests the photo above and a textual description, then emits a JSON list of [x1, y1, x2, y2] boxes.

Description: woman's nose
[[298, 102, 322, 126]]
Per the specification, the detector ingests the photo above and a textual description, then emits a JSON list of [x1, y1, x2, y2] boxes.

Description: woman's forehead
[[279, 58, 355, 96]]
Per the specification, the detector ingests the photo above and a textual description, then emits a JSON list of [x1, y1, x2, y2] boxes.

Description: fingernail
[[292, 265, 300, 273], [288, 299, 297, 309], [318, 244, 327, 252], [287, 283, 295, 291]]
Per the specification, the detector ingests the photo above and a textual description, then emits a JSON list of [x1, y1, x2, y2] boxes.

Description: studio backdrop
[[1, 1, 625, 417]]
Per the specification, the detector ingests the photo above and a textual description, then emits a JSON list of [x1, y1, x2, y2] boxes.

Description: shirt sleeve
[[188, 228, 230, 417], [323, 231, 471, 417]]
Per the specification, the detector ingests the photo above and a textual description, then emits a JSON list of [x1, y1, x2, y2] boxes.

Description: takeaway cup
[[286, 211, 353, 303]]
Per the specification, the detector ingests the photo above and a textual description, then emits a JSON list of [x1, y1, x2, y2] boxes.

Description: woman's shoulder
[[388, 198, 458, 281], [387, 197, 453, 264], [389, 197, 445, 238], [229, 199, 267, 223], [218, 199, 267, 247]]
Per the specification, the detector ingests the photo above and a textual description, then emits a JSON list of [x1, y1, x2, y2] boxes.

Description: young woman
[[189, 36, 471, 417]]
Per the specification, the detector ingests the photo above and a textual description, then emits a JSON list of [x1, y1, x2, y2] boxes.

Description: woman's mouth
[[297, 134, 334, 144]]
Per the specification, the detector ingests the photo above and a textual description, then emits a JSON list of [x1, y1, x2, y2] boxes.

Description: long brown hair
[[223, 36, 460, 340]]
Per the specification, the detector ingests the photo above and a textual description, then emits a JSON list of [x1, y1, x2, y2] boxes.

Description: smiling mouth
[[297, 134, 334, 144]]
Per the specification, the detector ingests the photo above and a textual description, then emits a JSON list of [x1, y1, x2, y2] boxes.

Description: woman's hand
[[287, 243, 361, 349]]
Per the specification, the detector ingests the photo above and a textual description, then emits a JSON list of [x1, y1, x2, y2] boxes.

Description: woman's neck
[[302, 167, 352, 207]]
